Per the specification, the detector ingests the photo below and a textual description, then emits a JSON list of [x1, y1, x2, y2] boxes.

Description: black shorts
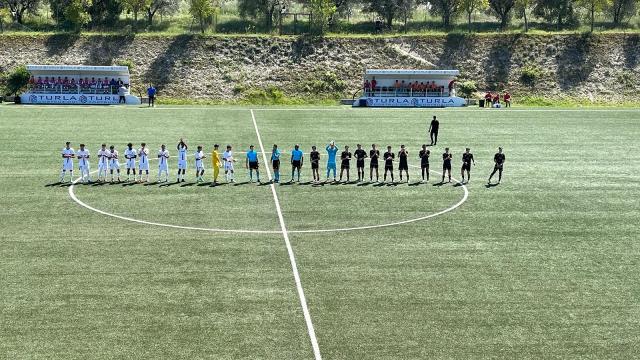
[[356, 159, 365, 168], [272, 160, 280, 170], [399, 161, 408, 171], [341, 162, 350, 170], [311, 162, 319, 170], [249, 161, 259, 170], [421, 162, 429, 169], [443, 162, 452, 170], [385, 163, 393, 171], [462, 163, 471, 171], [494, 164, 504, 170], [292, 160, 301, 169], [370, 161, 379, 169]]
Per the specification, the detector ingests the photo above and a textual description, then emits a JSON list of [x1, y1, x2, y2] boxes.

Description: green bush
[[520, 64, 544, 86], [457, 80, 478, 98], [115, 59, 135, 72], [301, 71, 347, 97], [5, 65, 30, 96]]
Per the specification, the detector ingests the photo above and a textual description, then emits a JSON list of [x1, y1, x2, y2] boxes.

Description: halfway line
[[250, 109, 322, 360]]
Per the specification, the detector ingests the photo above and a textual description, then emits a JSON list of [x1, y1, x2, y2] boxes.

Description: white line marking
[[68, 163, 468, 234], [251, 109, 322, 360]]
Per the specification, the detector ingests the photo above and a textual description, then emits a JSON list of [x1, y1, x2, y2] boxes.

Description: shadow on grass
[[45, 182, 63, 187]]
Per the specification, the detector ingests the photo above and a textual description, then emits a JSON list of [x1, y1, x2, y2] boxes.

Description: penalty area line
[[250, 109, 322, 360]]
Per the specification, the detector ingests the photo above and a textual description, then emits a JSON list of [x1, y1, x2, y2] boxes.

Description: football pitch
[[1, 105, 639, 359]]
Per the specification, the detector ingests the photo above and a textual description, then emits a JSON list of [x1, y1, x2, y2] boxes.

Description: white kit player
[[223, 145, 236, 183], [77, 143, 91, 183], [60, 141, 75, 183], [108, 145, 121, 182], [97, 143, 110, 182], [157, 144, 170, 182], [177, 139, 188, 183], [137, 143, 150, 183], [124, 143, 137, 181], [195, 145, 206, 183]]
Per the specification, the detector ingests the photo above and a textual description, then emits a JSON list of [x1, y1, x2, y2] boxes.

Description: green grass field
[[1, 105, 639, 359]]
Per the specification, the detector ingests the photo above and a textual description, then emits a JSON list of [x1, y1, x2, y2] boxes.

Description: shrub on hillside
[[457, 80, 478, 99], [520, 64, 544, 86], [5, 65, 30, 96], [115, 59, 135, 72]]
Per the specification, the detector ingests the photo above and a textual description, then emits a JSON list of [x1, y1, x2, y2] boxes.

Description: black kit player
[[369, 144, 380, 182], [442, 147, 453, 183], [488, 147, 506, 184], [310, 145, 321, 183], [383, 145, 395, 183], [339, 145, 352, 183], [419, 144, 430, 182], [398, 145, 409, 183], [428, 115, 439, 146], [461, 147, 475, 184], [354, 144, 368, 182]]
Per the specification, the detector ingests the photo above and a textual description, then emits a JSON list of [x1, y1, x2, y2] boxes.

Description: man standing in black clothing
[[488, 147, 506, 184], [383, 146, 395, 183], [442, 147, 452, 183], [369, 144, 380, 182], [354, 144, 367, 182], [428, 115, 440, 146], [339, 145, 352, 183], [310, 145, 320, 183], [461, 147, 475, 184], [419, 144, 430, 183], [398, 145, 409, 183]]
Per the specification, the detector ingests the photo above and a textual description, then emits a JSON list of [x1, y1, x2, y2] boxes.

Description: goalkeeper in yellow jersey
[[211, 144, 221, 185]]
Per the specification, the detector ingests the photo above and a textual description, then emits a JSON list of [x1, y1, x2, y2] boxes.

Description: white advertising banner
[[20, 93, 140, 105], [361, 96, 465, 108]]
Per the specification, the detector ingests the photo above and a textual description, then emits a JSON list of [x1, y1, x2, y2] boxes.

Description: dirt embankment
[[1, 33, 639, 102]]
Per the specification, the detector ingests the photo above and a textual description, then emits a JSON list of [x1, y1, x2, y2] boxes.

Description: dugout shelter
[[355, 69, 465, 108], [20, 65, 141, 105]]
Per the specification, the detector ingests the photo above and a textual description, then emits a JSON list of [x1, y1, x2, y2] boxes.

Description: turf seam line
[[250, 109, 322, 360]]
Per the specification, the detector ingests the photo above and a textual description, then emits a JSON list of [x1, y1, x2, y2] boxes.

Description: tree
[[430, 0, 461, 29], [307, 0, 337, 34], [122, 0, 149, 24], [514, 0, 533, 31], [63, 0, 91, 31], [609, 0, 636, 26], [361, 0, 408, 28], [460, 0, 488, 32], [0, 7, 10, 32], [189, 0, 218, 33], [533, 0, 576, 28], [87, 0, 123, 28], [577, 0, 611, 31], [146, 0, 179, 25], [238, 0, 283, 31], [489, 0, 515, 29], [0, 0, 41, 24]]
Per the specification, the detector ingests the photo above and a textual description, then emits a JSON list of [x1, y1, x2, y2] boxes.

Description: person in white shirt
[[60, 141, 75, 183], [195, 145, 206, 183], [176, 139, 188, 183], [76, 143, 91, 183], [222, 145, 235, 183], [137, 143, 150, 183], [97, 143, 110, 182], [124, 143, 137, 181], [157, 144, 170, 182], [108, 145, 121, 182]]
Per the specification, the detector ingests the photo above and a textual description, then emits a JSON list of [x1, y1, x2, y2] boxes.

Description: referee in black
[[428, 115, 439, 146]]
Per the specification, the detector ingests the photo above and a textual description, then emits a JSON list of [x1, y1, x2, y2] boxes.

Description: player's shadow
[[408, 181, 422, 186], [143, 181, 159, 186], [386, 182, 399, 187], [257, 182, 271, 186], [312, 182, 325, 187], [299, 181, 313, 186], [180, 182, 196, 187], [59, 183, 73, 187], [280, 181, 294, 186], [453, 182, 464, 187], [372, 182, 386, 187], [233, 181, 250, 186], [159, 181, 179, 187], [45, 182, 63, 187], [122, 182, 137, 187], [357, 181, 371, 186], [92, 182, 108, 187], [432, 182, 446, 187], [209, 182, 222, 187], [485, 183, 500, 188], [197, 182, 212, 187]]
